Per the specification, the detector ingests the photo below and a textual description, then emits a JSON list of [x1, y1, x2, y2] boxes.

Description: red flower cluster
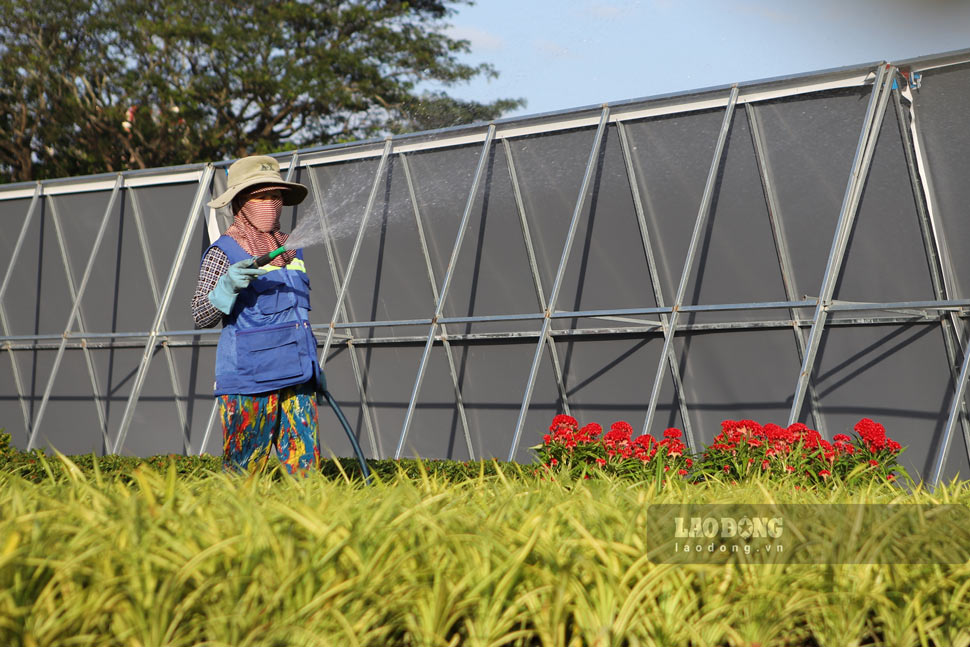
[[854, 418, 902, 453], [699, 417, 905, 484], [537, 414, 907, 487], [537, 415, 691, 480], [546, 414, 602, 449]]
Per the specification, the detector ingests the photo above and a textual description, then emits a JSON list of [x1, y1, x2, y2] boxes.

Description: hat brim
[[206, 174, 308, 209]]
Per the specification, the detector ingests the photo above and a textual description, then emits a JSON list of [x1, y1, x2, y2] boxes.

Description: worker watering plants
[[191, 155, 322, 475]]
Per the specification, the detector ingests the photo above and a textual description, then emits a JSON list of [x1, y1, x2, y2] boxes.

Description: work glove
[[208, 258, 266, 314]]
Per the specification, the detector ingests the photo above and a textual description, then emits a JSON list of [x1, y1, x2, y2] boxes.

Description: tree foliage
[[0, 0, 523, 183]]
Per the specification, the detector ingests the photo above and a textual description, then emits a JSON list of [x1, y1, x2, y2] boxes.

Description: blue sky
[[432, 0, 970, 118]]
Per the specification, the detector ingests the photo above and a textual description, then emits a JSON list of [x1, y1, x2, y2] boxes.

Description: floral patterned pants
[[219, 381, 320, 475]]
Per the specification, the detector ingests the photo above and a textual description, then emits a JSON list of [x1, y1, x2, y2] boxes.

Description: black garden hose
[[322, 389, 373, 485]]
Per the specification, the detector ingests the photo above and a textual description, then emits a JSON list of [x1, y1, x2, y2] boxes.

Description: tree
[[0, 0, 523, 183]]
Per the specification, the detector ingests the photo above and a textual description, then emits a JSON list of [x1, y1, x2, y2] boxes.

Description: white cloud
[[445, 25, 505, 52]]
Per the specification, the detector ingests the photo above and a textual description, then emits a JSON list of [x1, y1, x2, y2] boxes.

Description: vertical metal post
[[787, 65, 894, 426], [503, 139, 572, 416], [0, 183, 42, 435], [746, 103, 827, 437], [932, 332, 970, 486], [284, 151, 300, 182], [506, 107, 610, 462], [318, 138, 393, 364], [129, 189, 194, 453], [46, 197, 111, 448], [112, 165, 215, 454], [641, 86, 740, 438], [894, 85, 970, 479], [401, 153, 475, 459], [27, 175, 123, 450], [308, 165, 382, 457], [615, 121, 696, 449], [395, 124, 497, 459], [197, 399, 220, 457]]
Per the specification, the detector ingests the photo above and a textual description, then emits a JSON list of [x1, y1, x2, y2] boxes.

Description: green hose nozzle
[[253, 246, 287, 267]]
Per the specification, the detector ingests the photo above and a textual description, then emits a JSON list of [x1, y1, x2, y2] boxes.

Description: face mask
[[237, 196, 282, 233], [225, 190, 294, 265]]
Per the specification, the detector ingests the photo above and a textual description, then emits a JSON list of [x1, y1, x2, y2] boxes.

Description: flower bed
[[535, 415, 907, 486]]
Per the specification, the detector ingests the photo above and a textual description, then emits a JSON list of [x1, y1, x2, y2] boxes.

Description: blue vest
[[208, 236, 319, 396]]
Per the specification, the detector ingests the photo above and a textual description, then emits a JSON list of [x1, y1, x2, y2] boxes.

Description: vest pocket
[[236, 323, 305, 383]]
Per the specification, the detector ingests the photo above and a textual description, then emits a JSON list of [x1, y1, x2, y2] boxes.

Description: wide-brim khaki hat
[[207, 155, 308, 209]]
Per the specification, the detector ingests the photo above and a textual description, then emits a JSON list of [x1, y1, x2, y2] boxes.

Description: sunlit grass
[[1, 455, 969, 646]]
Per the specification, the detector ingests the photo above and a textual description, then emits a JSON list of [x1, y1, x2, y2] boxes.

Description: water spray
[[252, 212, 330, 267], [253, 213, 372, 484]]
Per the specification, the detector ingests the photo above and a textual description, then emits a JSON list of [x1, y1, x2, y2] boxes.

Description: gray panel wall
[[2, 51, 969, 485]]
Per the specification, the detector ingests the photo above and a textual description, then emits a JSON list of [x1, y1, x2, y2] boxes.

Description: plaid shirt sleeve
[[191, 246, 230, 329]]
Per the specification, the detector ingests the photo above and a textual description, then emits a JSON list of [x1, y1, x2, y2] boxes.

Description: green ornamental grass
[[0, 415, 967, 646]]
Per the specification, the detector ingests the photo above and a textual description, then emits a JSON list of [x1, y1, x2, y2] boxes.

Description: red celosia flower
[[833, 433, 851, 443], [551, 414, 578, 430], [663, 428, 682, 439], [543, 434, 552, 444], [596, 458, 606, 466], [579, 422, 602, 439], [761, 459, 770, 470], [722, 465, 731, 473], [665, 444, 684, 458], [678, 469, 688, 476], [609, 421, 633, 436], [633, 434, 654, 448], [550, 458, 558, 466], [819, 469, 831, 479], [855, 418, 888, 451], [869, 459, 879, 467]]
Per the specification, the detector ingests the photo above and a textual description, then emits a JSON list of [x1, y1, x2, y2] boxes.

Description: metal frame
[[318, 139, 393, 363], [400, 153, 475, 459], [45, 193, 112, 449], [506, 107, 610, 461], [641, 86, 739, 445], [503, 139, 573, 416], [395, 124, 497, 459], [27, 176, 122, 450], [111, 165, 215, 453], [787, 64, 895, 430], [896, 75, 970, 483], [1, 51, 969, 484], [309, 158, 383, 458], [746, 103, 827, 437], [0, 184, 42, 437], [614, 120, 693, 446], [128, 188, 197, 454]]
